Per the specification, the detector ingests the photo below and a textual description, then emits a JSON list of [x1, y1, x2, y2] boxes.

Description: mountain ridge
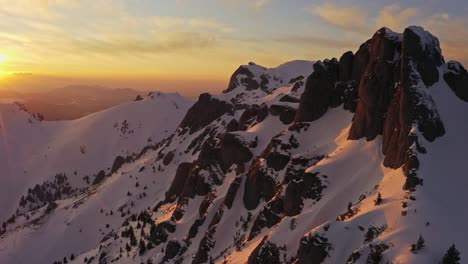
[[0, 26, 467, 264]]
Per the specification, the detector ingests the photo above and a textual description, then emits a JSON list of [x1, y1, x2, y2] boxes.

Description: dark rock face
[[220, 132, 253, 167], [348, 27, 401, 140], [339, 51, 354, 82], [294, 51, 362, 123], [249, 196, 284, 240], [284, 172, 326, 216], [165, 162, 193, 201], [223, 177, 242, 209], [263, 138, 291, 171], [382, 27, 445, 170], [403, 27, 444, 86], [269, 104, 297, 124], [163, 240, 182, 261], [239, 105, 259, 130], [345, 26, 445, 193], [247, 237, 282, 264], [295, 59, 339, 122], [279, 94, 300, 103], [238, 104, 269, 130], [243, 160, 278, 210], [256, 104, 269, 122], [444, 61, 468, 102], [226, 119, 240, 132], [178, 93, 234, 134], [296, 234, 333, 264], [224, 66, 260, 93], [351, 40, 371, 82]]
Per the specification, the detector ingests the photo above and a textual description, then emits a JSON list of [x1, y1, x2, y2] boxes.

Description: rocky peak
[[348, 27, 402, 140]]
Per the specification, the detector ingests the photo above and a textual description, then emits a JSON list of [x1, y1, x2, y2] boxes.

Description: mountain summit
[[0, 26, 467, 264]]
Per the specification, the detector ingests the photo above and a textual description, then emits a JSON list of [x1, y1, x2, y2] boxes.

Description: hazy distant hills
[[0, 85, 143, 120]]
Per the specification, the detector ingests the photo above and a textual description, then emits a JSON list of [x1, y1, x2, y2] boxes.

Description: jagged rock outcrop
[[226, 119, 239, 132], [179, 93, 234, 134], [381, 26, 445, 169], [165, 162, 193, 201], [296, 234, 333, 264], [295, 59, 340, 122], [220, 132, 254, 167], [348, 27, 401, 140], [339, 51, 354, 82], [243, 159, 278, 210], [351, 40, 371, 82], [269, 104, 297, 124], [179, 140, 224, 200], [444, 60, 468, 102], [345, 27, 446, 172], [295, 52, 361, 123], [238, 104, 269, 130]]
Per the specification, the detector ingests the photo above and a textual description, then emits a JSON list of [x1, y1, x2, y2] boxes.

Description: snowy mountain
[[1, 26, 467, 264]]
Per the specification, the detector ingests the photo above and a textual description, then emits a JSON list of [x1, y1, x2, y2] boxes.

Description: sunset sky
[[0, 0, 466, 95]]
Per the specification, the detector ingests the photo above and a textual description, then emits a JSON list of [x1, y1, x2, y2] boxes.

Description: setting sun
[[0, 54, 7, 63]]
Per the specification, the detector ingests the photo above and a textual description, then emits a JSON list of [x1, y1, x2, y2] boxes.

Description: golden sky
[[0, 0, 466, 95]]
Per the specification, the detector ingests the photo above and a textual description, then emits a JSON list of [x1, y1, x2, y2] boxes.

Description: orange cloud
[[306, 3, 369, 32], [375, 5, 420, 31]]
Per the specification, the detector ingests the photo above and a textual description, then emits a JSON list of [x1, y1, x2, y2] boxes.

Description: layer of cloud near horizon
[[0, 0, 466, 83]]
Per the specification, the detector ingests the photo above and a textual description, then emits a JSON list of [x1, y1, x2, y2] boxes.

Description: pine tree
[[410, 235, 425, 253], [374, 192, 382, 205], [125, 243, 131, 252], [442, 244, 461, 264], [146, 241, 154, 250], [129, 226, 137, 246], [416, 235, 425, 250], [289, 218, 297, 230], [139, 239, 147, 255], [70, 254, 75, 260]]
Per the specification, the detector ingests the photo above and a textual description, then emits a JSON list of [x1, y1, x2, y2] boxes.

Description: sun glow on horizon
[[0, 55, 7, 63]]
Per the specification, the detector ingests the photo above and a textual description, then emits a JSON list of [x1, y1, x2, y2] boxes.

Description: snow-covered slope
[[1, 26, 467, 264], [0, 92, 192, 222]]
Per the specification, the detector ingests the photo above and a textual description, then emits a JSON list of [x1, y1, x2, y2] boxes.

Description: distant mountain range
[[0, 26, 467, 264], [0, 85, 144, 120]]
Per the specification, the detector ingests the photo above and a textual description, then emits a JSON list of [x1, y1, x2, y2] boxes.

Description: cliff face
[[294, 27, 447, 188]]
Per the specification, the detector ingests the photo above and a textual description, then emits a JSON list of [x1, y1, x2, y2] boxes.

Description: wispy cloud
[[306, 3, 369, 33], [272, 35, 355, 49], [222, 0, 272, 10], [375, 5, 420, 31]]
